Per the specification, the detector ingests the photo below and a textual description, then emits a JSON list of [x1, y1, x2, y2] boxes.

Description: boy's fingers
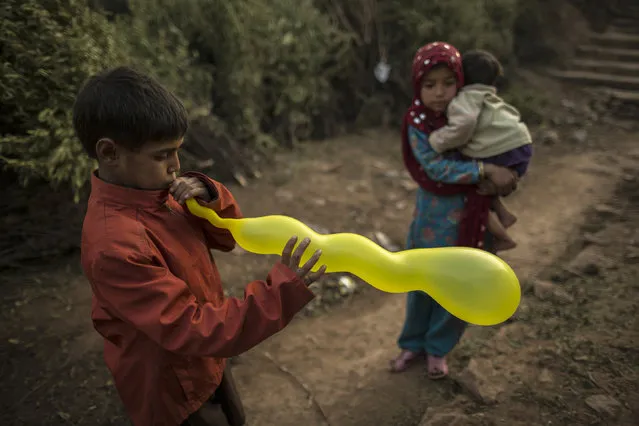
[[281, 236, 298, 265], [171, 180, 186, 196], [175, 187, 188, 203], [169, 178, 185, 192], [304, 264, 327, 285], [298, 249, 322, 276], [178, 190, 194, 204], [291, 238, 311, 268]]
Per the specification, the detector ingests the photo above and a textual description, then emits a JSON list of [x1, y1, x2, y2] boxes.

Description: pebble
[[532, 280, 575, 304], [418, 409, 471, 426], [567, 245, 614, 276], [373, 231, 400, 252], [571, 129, 588, 144], [455, 358, 504, 404], [585, 394, 622, 418], [539, 128, 560, 145]]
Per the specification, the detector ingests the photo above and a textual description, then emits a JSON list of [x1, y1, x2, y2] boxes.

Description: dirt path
[[230, 132, 639, 426], [1, 127, 638, 426]]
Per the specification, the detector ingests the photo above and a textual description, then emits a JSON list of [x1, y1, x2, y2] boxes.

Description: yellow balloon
[[186, 199, 520, 326]]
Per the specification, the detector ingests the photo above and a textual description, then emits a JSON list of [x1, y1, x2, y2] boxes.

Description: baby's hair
[[461, 50, 504, 86], [73, 66, 188, 159]]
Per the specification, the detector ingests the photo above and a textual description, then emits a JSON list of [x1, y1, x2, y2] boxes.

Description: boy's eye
[[154, 152, 171, 160]]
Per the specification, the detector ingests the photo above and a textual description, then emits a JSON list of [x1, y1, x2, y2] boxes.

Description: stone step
[[577, 45, 639, 62], [548, 69, 639, 91], [611, 5, 639, 19], [603, 89, 639, 119], [610, 17, 639, 28], [589, 32, 639, 49], [605, 88, 639, 104], [571, 58, 639, 76], [608, 17, 639, 34], [608, 25, 639, 35]]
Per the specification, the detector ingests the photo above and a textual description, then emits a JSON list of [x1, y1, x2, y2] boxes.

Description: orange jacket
[[81, 172, 314, 426]]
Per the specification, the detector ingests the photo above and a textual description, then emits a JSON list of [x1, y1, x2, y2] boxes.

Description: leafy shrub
[[1, 0, 561, 197], [0, 0, 210, 196], [0, 0, 121, 192]]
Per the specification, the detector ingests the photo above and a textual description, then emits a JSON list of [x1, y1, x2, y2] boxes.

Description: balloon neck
[[185, 199, 229, 229]]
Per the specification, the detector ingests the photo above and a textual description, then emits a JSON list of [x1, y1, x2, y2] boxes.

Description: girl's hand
[[477, 180, 498, 196], [484, 164, 518, 196]]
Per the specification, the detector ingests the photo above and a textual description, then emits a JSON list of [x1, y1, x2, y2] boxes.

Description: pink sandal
[[426, 355, 448, 380], [389, 350, 423, 373]]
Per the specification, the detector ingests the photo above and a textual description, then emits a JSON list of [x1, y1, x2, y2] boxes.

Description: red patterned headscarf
[[402, 42, 464, 193], [401, 41, 491, 250], [405, 42, 463, 135]]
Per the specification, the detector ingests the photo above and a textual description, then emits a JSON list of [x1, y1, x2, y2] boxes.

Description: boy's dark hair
[[73, 66, 188, 159], [461, 50, 504, 86]]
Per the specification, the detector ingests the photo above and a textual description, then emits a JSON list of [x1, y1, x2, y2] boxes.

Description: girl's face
[[419, 65, 457, 113]]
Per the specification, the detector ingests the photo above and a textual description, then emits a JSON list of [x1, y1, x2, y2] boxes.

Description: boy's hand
[[170, 177, 212, 204], [281, 236, 327, 286]]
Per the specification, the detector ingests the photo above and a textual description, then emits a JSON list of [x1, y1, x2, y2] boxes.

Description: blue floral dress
[[397, 125, 484, 357]]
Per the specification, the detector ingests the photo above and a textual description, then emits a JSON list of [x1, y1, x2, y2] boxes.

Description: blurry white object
[[374, 61, 391, 83]]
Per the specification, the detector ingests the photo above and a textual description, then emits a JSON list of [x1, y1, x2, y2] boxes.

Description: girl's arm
[[408, 125, 481, 184]]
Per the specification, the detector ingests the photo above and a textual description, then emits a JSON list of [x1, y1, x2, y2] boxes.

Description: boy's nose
[[168, 152, 181, 172]]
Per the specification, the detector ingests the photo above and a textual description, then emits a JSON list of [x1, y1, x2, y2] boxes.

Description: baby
[[429, 49, 533, 251]]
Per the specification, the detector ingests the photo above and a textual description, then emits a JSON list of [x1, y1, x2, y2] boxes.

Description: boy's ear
[[96, 138, 119, 163]]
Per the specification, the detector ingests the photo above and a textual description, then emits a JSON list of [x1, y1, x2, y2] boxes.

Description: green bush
[[0, 0, 210, 196], [0, 0, 121, 192], [1, 0, 557, 198], [147, 0, 353, 145], [312, 0, 519, 125], [109, 0, 212, 113]]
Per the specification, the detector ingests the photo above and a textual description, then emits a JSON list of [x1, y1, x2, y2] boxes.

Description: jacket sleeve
[[408, 125, 481, 184], [181, 171, 241, 252], [88, 246, 315, 358], [429, 95, 482, 154]]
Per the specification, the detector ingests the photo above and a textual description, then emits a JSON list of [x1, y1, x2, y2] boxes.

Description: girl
[[389, 42, 518, 379]]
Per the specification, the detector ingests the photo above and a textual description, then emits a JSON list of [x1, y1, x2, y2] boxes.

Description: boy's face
[[97, 138, 183, 190]]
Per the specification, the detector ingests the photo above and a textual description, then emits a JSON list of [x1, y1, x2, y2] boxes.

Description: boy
[[429, 49, 533, 251], [75, 67, 326, 426]]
